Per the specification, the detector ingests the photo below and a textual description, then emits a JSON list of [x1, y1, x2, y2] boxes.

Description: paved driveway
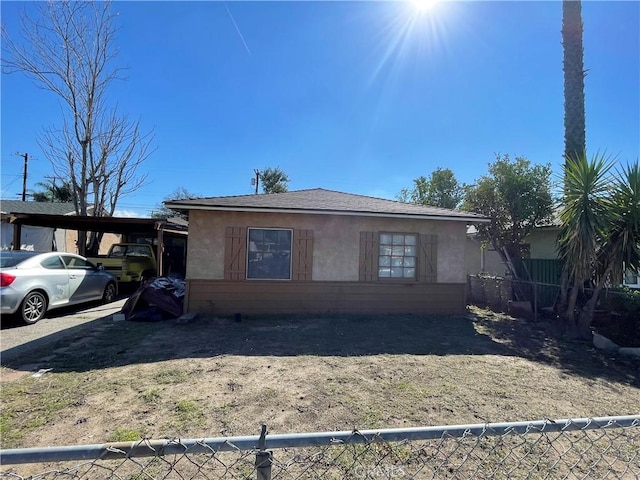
[[0, 298, 127, 365]]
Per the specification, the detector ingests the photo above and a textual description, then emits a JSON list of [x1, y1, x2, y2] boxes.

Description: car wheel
[[20, 291, 48, 325], [103, 282, 117, 304]]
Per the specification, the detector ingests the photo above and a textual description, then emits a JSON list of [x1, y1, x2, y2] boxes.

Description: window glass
[[62, 255, 94, 270], [247, 228, 292, 280], [392, 235, 405, 245], [110, 245, 126, 257], [129, 246, 152, 257], [41, 256, 65, 270], [380, 234, 392, 245], [0, 251, 39, 267], [378, 233, 417, 279]]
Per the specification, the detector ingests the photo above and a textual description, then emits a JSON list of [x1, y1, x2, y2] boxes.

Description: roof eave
[[165, 203, 490, 223]]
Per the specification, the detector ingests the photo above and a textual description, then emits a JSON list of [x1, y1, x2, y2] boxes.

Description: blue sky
[[2, 1, 638, 217]]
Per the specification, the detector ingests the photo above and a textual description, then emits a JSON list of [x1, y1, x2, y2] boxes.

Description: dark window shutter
[[418, 234, 437, 283], [359, 231, 378, 282], [292, 229, 314, 281], [224, 226, 247, 280]]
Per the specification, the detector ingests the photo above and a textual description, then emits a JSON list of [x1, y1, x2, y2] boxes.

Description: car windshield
[[0, 251, 40, 268]]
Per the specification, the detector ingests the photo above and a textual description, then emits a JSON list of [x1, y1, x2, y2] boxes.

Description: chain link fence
[[1, 415, 638, 479], [467, 274, 565, 320], [468, 273, 640, 323]]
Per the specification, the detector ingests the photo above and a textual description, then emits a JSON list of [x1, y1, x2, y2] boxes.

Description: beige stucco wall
[[187, 210, 469, 283], [526, 228, 560, 260], [63, 231, 121, 254]]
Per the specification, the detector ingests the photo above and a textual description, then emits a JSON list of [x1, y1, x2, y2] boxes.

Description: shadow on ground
[[471, 308, 639, 387], [0, 295, 128, 330], [2, 308, 638, 387]]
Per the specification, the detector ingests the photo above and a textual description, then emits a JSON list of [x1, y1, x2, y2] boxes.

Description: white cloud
[[113, 209, 142, 218]]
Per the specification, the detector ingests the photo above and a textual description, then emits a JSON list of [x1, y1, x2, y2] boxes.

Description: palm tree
[[581, 163, 640, 322], [562, 0, 586, 162], [557, 153, 613, 334], [557, 0, 587, 317], [558, 154, 640, 337], [259, 167, 290, 194], [31, 180, 74, 202]]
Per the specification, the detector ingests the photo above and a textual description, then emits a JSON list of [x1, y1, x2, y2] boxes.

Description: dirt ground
[[1, 306, 638, 451]]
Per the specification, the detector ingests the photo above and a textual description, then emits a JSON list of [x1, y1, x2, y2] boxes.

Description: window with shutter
[[359, 231, 437, 283], [378, 233, 417, 279], [224, 227, 313, 281], [247, 228, 292, 280]]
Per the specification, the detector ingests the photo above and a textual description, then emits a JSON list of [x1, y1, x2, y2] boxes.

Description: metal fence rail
[[1, 415, 638, 479]]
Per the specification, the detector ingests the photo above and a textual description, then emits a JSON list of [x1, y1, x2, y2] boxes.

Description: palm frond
[[558, 152, 617, 282]]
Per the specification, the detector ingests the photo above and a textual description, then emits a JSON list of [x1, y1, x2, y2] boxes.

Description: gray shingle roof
[[165, 188, 488, 222], [0, 200, 76, 216]]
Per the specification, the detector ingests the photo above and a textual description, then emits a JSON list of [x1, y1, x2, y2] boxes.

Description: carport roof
[[6, 213, 187, 235]]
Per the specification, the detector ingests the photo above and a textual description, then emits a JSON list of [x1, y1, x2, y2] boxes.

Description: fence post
[[534, 281, 538, 321], [255, 424, 272, 480]]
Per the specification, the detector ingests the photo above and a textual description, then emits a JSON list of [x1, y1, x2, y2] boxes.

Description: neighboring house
[[165, 188, 489, 316], [0, 200, 120, 254], [524, 225, 639, 289], [1, 200, 76, 251], [465, 226, 505, 276], [525, 225, 561, 260]]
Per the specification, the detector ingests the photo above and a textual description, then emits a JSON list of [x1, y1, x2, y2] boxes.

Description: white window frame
[[623, 269, 640, 289], [246, 228, 293, 281], [378, 232, 418, 280]]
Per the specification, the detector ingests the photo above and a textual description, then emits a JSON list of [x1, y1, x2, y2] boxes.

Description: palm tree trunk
[[562, 0, 586, 162], [580, 261, 616, 332], [567, 279, 580, 324], [557, 265, 570, 314]]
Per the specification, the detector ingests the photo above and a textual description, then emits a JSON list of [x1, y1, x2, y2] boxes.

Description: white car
[[0, 251, 118, 325]]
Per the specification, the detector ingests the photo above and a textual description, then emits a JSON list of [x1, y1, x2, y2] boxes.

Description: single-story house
[[165, 188, 489, 316]]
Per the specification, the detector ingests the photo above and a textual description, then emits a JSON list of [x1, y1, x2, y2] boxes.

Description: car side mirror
[[97, 263, 104, 271]]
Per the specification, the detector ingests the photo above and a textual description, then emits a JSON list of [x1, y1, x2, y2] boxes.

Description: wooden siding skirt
[[185, 280, 466, 316]]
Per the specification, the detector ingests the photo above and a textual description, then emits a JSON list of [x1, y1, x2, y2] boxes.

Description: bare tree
[[152, 187, 199, 220], [2, 1, 153, 255]]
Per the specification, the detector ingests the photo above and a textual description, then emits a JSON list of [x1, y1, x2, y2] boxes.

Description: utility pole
[[254, 169, 261, 194], [12, 152, 29, 250], [14, 152, 29, 201]]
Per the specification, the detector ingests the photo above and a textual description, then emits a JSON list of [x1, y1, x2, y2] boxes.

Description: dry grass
[[1, 306, 638, 451]]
